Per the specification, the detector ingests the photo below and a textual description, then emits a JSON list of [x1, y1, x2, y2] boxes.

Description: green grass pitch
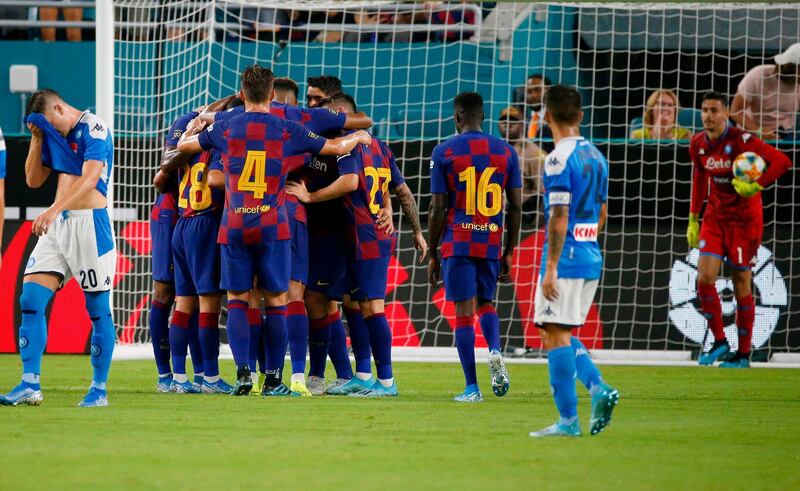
[[1, 355, 799, 490]]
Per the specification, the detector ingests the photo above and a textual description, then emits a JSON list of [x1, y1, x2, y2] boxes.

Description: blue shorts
[[290, 218, 308, 285], [346, 255, 391, 302], [220, 240, 290, 293], [442, 256, 499, 303], [307, 233, 346, 300], [150, 212, 176, 283], [172, 215, 221, 297]]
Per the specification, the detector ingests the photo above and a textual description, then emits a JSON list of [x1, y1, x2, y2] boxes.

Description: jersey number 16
[[458, 167, 502, 217]]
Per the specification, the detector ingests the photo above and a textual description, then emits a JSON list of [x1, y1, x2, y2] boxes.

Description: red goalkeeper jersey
[[689, 126, 791, 223]]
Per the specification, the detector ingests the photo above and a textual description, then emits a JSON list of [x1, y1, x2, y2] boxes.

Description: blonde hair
[[643, 89, 679, 127]]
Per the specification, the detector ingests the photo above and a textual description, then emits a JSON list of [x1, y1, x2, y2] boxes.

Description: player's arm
[[197, 94, 238, 123], [160, 145, 191, 173], [686, 140, 706, 248], [153, 169, 171, 192], [427, 193, 447, 286], [177, 117, 210, 154], [343, 111, 373, 129], [542, 204, 568, 301], [32, 160, 104, 236], [730, 93, 775, 139], [317, 131, 372, 156], [500, 187, 522, 282], [598, 202, 608, 232], [731, 135, 792, 197], [286, 173, 358, 204], [393, 183, 427, 261], [24, 123, 51, 188]]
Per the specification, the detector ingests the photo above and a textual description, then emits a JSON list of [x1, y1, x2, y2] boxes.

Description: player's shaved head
[[544, 85, 582, 125], [26, 88, 63, 115], [323, 93, 357, 114], [453, 92, 484, 131], [240, 65, 274, 104], [274, 77, 300, 99]]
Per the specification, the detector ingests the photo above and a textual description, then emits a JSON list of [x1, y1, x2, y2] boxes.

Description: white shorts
[[533, 277, 598, 327], [24, 209, 117, 292]]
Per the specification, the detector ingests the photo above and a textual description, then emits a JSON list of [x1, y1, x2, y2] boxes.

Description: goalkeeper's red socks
[[735, 294, 755, 355], [698, 282, 726, 342]]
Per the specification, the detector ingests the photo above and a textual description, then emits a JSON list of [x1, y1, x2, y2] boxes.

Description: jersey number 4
[[238, 151, 268, 199], [458, 167, 502, 217], [178, 162, 212, 210], [364, 167, 392, 215]]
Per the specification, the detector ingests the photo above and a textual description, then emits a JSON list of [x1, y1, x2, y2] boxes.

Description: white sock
[[194, 372, 204, 379], [291, 373, 305, 384], [378, 377, 394, 388], [158, 372, 172, 379], [355, 372, 372, 381], [204, 375, 219, 384], [22, 373, 40, 384], [90, 381, 107, 391], [173, 373, 188, 383]]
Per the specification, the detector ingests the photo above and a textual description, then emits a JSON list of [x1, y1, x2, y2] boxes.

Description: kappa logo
[[742, 132, 752, 143], [699, 148, 705, 155], [542, 305, 556, 317], [104, 277, 111, 286], [93, 123, 104, 133], [547, 157, 560, 167]]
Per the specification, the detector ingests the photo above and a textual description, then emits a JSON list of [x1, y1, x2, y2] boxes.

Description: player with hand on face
[[1, 89, 116, 407], [529, 85, 618, 437], [688, 92, 791, 368], [178, 65, 371, 396], [427, 92, 521, 403]]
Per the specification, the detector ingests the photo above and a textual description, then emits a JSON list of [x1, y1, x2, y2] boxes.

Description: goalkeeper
[[687, 92, 791, 368]]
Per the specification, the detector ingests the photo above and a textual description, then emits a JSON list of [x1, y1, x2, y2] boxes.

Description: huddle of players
[[148, 67, 425, 397]]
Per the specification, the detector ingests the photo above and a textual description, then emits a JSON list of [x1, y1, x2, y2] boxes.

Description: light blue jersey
[[63, 112, 114, 196], [541, 136, 608, 280]]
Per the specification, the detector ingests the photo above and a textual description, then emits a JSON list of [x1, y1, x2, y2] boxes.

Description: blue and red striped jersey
[[176, 149, 224, 218], [337, 135, 404, 261], [150, 187, 178, 224], [198, 111, 326, 245], [430, 131, 522, 260]]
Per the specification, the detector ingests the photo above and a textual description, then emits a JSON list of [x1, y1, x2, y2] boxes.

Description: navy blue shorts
[[346, 254, 391, 302], [220, 240, 290, 293], [150, 212, 176, 283], [290, 218, 308, 285], [442, 256, 500, 303], [171, 215, 221, 297], [306, 233, 346, 300]]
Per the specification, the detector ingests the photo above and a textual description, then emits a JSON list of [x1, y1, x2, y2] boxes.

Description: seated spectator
[[731, 42, 800, 141], [630, 89, 691, 140], [497, 106, 546, 225], [39, 2, 83, 42]]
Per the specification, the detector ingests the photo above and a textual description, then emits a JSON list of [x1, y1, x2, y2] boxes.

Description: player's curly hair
[[240, 65, 274, 104], [26, 88, 62, 115], [274, 77, 299, 99], [307, 75, 342, 97], [544, 85, 582, 125]]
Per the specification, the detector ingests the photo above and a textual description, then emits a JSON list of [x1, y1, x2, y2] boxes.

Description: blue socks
[[547, 345, 578, 424], [247, 308, 262, 372], [199, 312, 220, 378], [84, 290, 115, 388], [308, 315, 332, 378], [328, 312, 353, 380], [264, 305, 288, 376], [287, 301, 309, 375], [454, 315, 477, 388], [226, 300, 250, 368], [148, 300, 172, 375], [364, 313, 392, 381], [169, 310, 191, 376], [571, 336, 602, 394], [19, 282, 54, 378], [477, 304, 501, 353], [344, 306, 372, 375], [187, 310, 203, 377]]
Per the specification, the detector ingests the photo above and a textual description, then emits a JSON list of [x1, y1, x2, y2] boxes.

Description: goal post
[[109, 1, 800, 361]]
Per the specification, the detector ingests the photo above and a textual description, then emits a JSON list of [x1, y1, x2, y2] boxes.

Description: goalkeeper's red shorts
[[698, 214, 762, 270]]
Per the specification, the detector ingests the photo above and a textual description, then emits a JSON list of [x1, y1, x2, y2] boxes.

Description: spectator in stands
[[40, 2, 83, 42], [429, 1, 477, 42], [731, 42, 800, 141], [497, 106, 545, 225], [630, 89, 691, 140]]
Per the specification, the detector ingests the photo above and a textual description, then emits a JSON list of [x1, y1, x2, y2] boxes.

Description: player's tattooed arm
[[392, 183, 427, 261], [24, 122, 51, 188], [500, 187, 523, 282], [427, 193, 448, 285], [542, 205, 568, 301], [598, 202, 608, 232]]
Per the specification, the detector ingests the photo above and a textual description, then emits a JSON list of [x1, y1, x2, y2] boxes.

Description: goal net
[[110, 1, 800, 359]]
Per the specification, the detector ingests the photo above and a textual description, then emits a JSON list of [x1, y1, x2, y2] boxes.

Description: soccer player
[[287, 94, 407, 397], [427, 92, 521, 403], [529, 85, 618, 437], [306, 75, 343, 107], [688, 91, 792, 367], [177, 65, 371, 396], [1, 89, 116, 407]]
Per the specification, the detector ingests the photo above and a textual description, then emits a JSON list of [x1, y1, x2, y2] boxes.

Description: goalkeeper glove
[[686, 213, 700, 249], [732, 177, 763, 198]]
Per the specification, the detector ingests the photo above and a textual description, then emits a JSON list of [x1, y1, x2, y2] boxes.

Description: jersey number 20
[[458, 167, 502, 217]]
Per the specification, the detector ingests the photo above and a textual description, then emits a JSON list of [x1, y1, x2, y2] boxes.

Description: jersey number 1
[[458, 167, 502, 217], [238, 151, 268, 199]]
